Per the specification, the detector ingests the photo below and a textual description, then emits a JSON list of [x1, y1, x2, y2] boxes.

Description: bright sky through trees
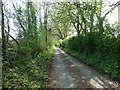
[[0, 0, 119, 38]]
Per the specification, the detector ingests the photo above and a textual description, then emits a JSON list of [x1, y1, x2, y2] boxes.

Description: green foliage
[[3, 1, 55, 88], [60, 32, 120, 79], [3, 48, 54, 88], [3, 31, 55, 88], [3, 0, 120, 88], [63, 33, 96, 55]]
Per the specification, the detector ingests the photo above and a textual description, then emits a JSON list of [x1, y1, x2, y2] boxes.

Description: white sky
[[105, 0, 119, 24], [0, 0, 119, 38]]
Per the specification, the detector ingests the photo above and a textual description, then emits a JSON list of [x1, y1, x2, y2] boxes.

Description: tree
[[44, 3, 48, 43], [96, 1, 120, 34], [1, 0, 6, 61], [51, 2, 73, 39]]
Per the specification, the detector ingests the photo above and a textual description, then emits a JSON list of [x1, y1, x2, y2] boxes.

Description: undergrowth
[[3, 48, 54, 88]]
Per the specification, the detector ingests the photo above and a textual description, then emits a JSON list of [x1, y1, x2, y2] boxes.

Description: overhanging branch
[[5, 30, 20, 46]]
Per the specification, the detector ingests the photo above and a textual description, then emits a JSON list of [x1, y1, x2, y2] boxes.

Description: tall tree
[[1, 0, 6, 61], [44, 3, 48, 43]]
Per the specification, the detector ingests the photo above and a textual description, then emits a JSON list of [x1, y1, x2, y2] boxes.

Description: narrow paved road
[[48, 48, 119, 88]]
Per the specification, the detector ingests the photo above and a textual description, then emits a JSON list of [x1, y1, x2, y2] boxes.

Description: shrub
[[60, 32, 120, 79]]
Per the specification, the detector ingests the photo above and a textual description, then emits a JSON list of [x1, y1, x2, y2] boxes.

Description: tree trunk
[[7, 19, 10, 42], [1, 0, 6, 61], [44, 6, 48, 43]]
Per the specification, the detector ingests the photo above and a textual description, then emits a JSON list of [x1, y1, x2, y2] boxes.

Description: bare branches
[[104, 1, 120, 18], [5, 30, 20, 46], [12, 3, 26, 31]]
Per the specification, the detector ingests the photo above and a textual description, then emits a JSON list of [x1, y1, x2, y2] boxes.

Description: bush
[[60, 32, 120, 79]]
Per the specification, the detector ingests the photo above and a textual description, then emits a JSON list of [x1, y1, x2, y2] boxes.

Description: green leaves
[[60, 32, 120, 79], [3, 48, 54, 88]]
